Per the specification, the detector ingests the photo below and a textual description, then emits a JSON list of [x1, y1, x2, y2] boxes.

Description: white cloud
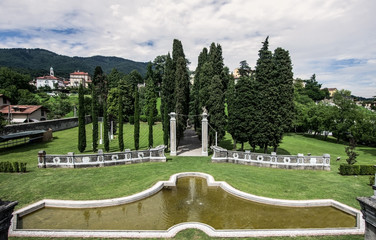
[[0, 0, 375, 97]]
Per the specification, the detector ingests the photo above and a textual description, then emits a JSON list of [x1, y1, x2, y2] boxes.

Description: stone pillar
[[201, 112, 208, 156], [0, 200, 18, 240], [358, 167, 376, 240], [169, 112, 177, 156], [38, 150, 46, 168]]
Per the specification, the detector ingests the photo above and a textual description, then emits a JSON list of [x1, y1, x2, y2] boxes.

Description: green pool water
[[18, 177, 356, 230]]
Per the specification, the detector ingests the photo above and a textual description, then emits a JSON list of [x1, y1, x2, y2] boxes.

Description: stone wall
[[38, 145, 167, 168], [1, 116, 91, 135], [211, 146, 330, 171]]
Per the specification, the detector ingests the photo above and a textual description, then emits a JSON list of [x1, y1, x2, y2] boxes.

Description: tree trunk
[[264, 144, 268, 153], [233, 139, 237, 150], [273, 145, 277, 152], [241, 142, 244, 151]]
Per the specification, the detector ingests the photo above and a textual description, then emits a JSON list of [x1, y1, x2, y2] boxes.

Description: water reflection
[[20, 177, 356, 230]]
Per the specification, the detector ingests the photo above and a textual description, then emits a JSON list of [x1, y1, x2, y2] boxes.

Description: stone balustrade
[[211, 146, 330, 171], [38, 145, 167, 168]]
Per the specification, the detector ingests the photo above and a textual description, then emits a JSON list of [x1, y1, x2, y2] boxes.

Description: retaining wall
[[2, 116, 92, 135]]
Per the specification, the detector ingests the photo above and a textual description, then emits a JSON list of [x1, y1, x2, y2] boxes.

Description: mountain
[[0, 48, 148, 78]]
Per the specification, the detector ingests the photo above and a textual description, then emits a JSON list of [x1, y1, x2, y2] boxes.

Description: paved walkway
[[177, 128, 202, 156]]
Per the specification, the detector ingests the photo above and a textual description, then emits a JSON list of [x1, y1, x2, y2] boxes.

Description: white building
[[36, 67, 65, 89]]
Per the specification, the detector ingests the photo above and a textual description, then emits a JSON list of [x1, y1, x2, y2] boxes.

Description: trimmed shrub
[[339, 164, 376, 175], [13, 162, 19, 172], [0, 162, 27, 173]]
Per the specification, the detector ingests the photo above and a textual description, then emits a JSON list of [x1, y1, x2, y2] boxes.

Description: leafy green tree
[[78, 84, 86, 153], [103, 99, 109, 152], [332, 89, 357, 143], [91, 86, 99, 152], [304, 74, 327, 101], [153, 55, 167, 87], [134, 86, 140, 150], [129, 70, 143, 87], [198, 62, 213, 111], [17, 89, 39, 105], [209, 43, 226, 90]]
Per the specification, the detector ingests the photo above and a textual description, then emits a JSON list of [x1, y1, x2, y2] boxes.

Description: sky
[[0, 0, 375, 98]]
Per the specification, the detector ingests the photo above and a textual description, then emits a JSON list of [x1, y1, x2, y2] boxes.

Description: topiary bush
[[339, 164, 376, 175], [0, 162, 27, 173]]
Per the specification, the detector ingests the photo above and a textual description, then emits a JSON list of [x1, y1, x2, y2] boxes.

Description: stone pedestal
[[201, 112, 208, 156], [169, 112, 177, 156], [358, 177, 376, 240], [0, 200, 18, 240]]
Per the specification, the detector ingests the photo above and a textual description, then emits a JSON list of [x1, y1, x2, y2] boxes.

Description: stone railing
[[211, 146, 330, 171], [38, 145, 167, 168]]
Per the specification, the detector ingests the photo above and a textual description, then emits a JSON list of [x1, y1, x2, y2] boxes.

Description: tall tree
[[145, 76, 156, 148], [207, 75, 226, 145], [134, 86, 140, 150], [160, 53, 174, 147], [91, 86, 98, 152], [103, 100, 109, 152], [254, 36, 274, 153], [226, 75, 237, 149], [174, 56, 190, 141], [118, 81, 125, 151], [270, 47, 295, 151], [191, 48, 208, 134], [78, 84, 86, 153]]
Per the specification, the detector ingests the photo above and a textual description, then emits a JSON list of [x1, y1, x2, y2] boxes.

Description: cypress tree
[[118, 88, 124, 151], [207, 75, 226, 145], [161, 53, 174, 147], [255, 36, 274, 153], [226, 75, 237, 149], [134, 86, 140, 150], [91, 86, 98, 152], [78, 83, 86, 153], [192, 48, 208, 134], [146, 76, 156, 148], [199, 62, 213, 111], [174, 56, 190, 141], [103, 100, 109, 152], [271, 47, 294, 151]]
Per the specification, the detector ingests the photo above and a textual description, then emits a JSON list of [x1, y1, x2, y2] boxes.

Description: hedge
[[0, 162, 27, 173], [339, 164, 376, 175]]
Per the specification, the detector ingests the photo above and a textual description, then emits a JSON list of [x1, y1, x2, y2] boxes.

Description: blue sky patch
[[139, 40, 154, 47], [0, 30, 31, 40], [330, 58, 367, 70]]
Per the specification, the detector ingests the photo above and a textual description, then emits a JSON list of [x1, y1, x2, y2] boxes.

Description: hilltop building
[[69, 71, 91, 87]]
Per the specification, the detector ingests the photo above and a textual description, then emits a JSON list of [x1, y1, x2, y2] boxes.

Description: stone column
[[169, 112, 177, 156], [38, 150, 46, 168], [201, 112, 208, 156], [358, 167, 376, 240]]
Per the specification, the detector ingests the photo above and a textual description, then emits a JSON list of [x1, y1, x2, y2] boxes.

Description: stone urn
[[0, 200, 18, 240]]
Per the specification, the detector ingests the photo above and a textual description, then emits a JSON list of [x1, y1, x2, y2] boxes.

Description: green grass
[[1, 124, 375, 239]]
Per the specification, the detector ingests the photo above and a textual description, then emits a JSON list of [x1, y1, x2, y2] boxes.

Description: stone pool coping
[[10, 172, 365, 238]]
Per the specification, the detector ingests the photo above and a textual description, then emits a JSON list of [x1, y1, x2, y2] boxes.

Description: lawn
[[1, 123, 374, 239]]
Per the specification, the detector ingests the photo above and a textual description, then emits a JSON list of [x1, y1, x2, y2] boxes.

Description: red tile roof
[[70, 72, 89, 75], [0, 105, 42, 115], [36, 75, 61, 80]]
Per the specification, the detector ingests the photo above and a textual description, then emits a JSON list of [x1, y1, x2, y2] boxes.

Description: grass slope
[[1, 123, 374, 239]]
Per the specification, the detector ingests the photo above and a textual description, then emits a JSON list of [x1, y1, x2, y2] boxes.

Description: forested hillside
[[0, 48, 148, 78]]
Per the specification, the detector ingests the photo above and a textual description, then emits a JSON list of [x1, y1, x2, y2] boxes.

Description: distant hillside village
[[31, 67, 92, 89]]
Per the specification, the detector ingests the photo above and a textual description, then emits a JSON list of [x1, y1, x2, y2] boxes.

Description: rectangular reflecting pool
[[17, 177, 356, 231]]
